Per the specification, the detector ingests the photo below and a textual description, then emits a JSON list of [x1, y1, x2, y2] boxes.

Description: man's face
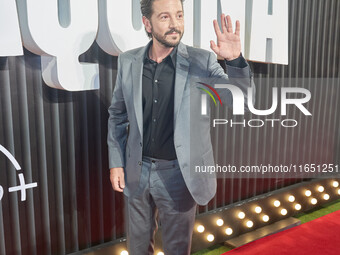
[[146, 0, 184, 47]]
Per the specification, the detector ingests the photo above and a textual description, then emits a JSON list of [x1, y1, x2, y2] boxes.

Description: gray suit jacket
[[108, 41, 255, 205]]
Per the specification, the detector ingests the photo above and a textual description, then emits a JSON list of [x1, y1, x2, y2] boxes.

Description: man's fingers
[[115, 177, 124, 192], [235, 20, 240, 36], [117, 178, 124, 192], [110, 168, 125, 192], [119, 175, 125, 189], [213, 19, 222, 36], [110, 175, 118, 191], [221, 13, 228, 33], [110, 175, 122, 192], [210, 40, 219, 54], [226, 15, 233, 33]]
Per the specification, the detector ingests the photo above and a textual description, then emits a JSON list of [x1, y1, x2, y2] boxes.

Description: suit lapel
[[132, 42, 190, 136], [132, 44, 149, 137], [174, 42, 190, 125]]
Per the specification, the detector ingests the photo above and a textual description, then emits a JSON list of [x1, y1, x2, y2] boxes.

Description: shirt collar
[[144, 40, 178, 67]]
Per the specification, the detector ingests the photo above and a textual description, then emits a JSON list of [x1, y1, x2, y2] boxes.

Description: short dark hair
[[140, 0, 184, 38]]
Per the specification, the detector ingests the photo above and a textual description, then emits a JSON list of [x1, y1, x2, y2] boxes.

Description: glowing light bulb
[[305, 190, 312, 197], [238, 212, 245, 219], [255, 206, 262, 213], [274, 200, 281, 207], [197, 225, 205, 233], [288, 195, 295, 202], [157, 252, 164, 255], [216, 219, 224, 226], [246, 220, 254, 228], [281, 209, 288, 215], [323, 194, 330, 200], [311, 198, 317, 205], [338, 189, 340, 195], [120, 251, 128, 255], [225, 228, 233, 235], [317, 186, 325, 192], [295, 204, 302, 210], [207, 234, 214, 242], [332, 181, 339, 188], [263, 215, 270, 222]]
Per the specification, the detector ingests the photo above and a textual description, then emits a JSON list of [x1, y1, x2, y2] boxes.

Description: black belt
[[142, 155, 176, 162]]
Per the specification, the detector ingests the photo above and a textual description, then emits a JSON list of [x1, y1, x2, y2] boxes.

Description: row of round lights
[[194, 180, 340, 244], [120, 181, 340, 254], [303, 181, 340, 205], [196, 219, 234, 243]]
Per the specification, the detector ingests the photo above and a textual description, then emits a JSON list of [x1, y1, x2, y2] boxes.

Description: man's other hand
[[110, 167, 125, 192]]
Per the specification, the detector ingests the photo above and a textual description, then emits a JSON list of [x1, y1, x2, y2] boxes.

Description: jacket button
[[138, 161, 142, 166]]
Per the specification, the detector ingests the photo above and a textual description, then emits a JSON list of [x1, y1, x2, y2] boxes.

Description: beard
[[151, 27, 184, 48]]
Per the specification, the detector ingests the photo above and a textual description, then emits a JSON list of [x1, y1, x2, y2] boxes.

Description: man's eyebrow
[[157, 11, 183, 17], [157, 12, 170, 17]]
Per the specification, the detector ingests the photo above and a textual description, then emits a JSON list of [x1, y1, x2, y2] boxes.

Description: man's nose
[[169, 17, 178, 28]]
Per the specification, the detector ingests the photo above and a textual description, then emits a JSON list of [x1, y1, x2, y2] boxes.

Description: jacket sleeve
[[107, 54, 129, 169], [207, 52, 256, 112]]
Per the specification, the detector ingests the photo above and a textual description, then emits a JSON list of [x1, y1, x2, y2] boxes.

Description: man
[[108, 0, 255, 254]]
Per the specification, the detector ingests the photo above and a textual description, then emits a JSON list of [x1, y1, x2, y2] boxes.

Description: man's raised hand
[[210, 14, 241, 61]]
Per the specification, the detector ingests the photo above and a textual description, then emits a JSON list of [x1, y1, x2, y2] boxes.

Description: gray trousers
[[124, 156, 197, 255]]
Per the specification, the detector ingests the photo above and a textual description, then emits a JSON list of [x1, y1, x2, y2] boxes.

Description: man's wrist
[[225, 53, 241, 61], [225, 53, 247, 68]]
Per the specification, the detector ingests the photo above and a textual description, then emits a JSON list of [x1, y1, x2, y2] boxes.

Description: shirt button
[[152, 138, 155, 142], [138, 161, 142, 166], [154, 99, 158, 103], [155, 79, 158, 83], [153, 118, 156, 122], [140, 142, 142, 146]]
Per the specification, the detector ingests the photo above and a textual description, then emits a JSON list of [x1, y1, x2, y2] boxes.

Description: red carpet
[[224, 210, 340, 255]]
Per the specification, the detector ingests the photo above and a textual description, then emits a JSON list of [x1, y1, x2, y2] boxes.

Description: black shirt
[[141, 42, 247, 160], [142, 44, 178, 160]]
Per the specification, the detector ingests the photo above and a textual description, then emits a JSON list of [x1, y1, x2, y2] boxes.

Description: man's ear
[[142, 16, 152, 34]]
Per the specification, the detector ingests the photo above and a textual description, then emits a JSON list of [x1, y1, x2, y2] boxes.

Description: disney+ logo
[[0, 144, 37, 202]]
